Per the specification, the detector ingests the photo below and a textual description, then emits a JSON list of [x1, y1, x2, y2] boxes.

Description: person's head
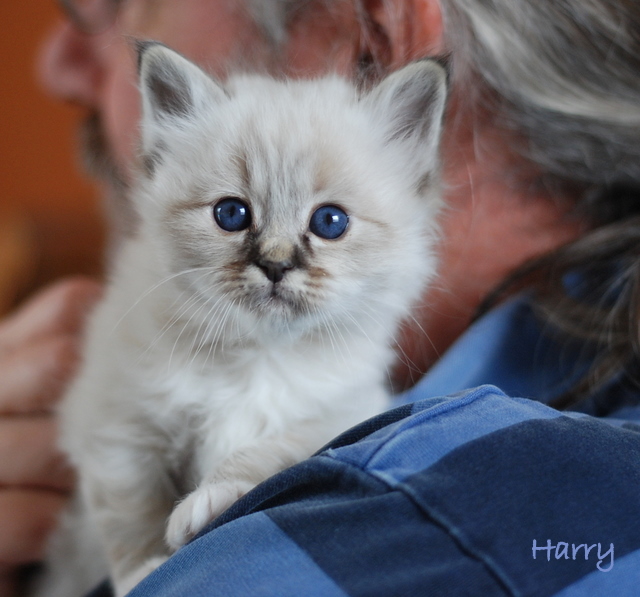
[[39, 1, 370, 193], [39, 0, 640, 399], [40, 0, 640, 223]]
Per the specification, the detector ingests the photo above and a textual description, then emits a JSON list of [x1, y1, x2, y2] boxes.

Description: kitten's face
[[135, 46, 446, 339]]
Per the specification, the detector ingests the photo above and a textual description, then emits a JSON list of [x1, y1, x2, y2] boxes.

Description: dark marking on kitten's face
[[142, 150, 162, 177], [141, 138, 167, 178], [232, 152, 251, 190], [305, 266, 329, 289], [224, 259, 248, 275], [416, 171, 435, 196], [301, 233, 315, 257], [223, 228, 326, 284]]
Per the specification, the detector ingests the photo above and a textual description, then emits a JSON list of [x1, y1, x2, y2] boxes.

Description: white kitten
[[36, 44, 447, 597]]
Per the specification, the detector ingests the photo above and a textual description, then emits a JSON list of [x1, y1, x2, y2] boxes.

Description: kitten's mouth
[[270, 284, 284, 299], [247, 283, 307, 318], [267, 284, 297, 307]]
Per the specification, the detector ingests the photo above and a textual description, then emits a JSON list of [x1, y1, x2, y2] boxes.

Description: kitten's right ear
[[364, 59, 448, 178], [137, 42, 228, 164]]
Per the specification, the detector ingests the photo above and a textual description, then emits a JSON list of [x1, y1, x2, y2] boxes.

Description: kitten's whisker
[[111, 266, 217, 335], [169, 291, 222, 371], [188, 293, 238, 371], [348, 301, 421, 389], [138, 280, 213, 363], [329, 315, 354, 364], [200, 296, 236, 369], [357, 300, 437, 383], [198, 298, 238, 372], [136, 299, 200, 365], [320, 311, 348, 364], [405, 312, 438, 355], [191, 293, 231, 357], [315, 310, 336, 358], [219, 299, 238, 350], [340, 310, 376, 347]]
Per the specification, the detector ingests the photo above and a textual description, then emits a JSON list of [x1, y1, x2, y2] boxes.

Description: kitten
[[37, 43, 447, 597]]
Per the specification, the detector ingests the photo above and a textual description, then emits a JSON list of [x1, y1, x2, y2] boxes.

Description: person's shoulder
[[124, 385, 640, 597]]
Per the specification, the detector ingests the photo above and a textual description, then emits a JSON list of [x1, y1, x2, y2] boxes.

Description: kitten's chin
[[243, 284, 315, 329]]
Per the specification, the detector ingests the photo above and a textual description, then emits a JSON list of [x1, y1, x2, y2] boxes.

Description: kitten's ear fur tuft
[[364, 60, 448, 177], [137, 42, 228, 161]]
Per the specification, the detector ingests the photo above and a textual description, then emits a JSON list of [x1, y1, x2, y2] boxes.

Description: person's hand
[[0, 278, 102, 596]]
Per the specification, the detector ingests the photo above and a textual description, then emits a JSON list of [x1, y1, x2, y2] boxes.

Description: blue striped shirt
[[91, 295, 640, 596]]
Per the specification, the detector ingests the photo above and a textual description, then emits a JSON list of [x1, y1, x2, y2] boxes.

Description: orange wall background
[[0, 1, 105, 311]]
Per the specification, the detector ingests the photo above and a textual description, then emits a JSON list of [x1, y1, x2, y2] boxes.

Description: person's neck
[[392, 119, 585, 391]]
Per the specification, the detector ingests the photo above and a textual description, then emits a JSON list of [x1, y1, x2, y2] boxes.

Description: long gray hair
[[440, 0, 640, 408], [443, 0, 640, 220], [254, 0, 640, 408]]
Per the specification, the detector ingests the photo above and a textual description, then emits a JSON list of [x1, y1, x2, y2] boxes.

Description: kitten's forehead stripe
[[242, 133, 319, 229], [231, 150, 251, 191], [141, 151, 161, 177], [357, 213, 391, 230]]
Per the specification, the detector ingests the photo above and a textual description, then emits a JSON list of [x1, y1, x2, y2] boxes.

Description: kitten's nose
[[255, 258, 294, 284]]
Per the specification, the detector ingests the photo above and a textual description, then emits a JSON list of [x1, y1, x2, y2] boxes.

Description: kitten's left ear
[[137, 41, 228, 161], [364, 59, 448, 176]]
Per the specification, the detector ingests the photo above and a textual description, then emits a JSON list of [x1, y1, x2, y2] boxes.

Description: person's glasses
[[57, 0, 121, 35]]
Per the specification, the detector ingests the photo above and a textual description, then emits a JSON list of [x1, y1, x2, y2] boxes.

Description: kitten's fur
[[36, 44, 447, 596]]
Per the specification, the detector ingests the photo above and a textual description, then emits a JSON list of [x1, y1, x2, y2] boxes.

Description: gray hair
[[440, 0, 640, 407], [441, 0, 640, 223]]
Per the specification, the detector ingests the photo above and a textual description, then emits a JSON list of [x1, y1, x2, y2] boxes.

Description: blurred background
[[0, 1, 105, 317]]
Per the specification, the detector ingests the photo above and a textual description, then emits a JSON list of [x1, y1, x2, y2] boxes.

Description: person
[[2, 0, 640, 594]]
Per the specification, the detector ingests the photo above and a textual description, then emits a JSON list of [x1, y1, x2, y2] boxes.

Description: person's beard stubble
[[79, 112, 140, 258]]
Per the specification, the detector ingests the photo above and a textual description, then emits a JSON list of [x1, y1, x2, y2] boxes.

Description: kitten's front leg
[[166, 435, 315, 549], [80, 448, 177, 597], [165, 478, 255, 550]]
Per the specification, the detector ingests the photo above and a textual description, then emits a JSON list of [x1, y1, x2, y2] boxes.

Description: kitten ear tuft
[[365, 60, 448, 176], [139, 42, 210, 120], [137, 42, 229, 161], [135, 40, 163, 75]]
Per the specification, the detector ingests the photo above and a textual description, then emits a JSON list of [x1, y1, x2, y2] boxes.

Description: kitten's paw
[[115, 556, 168, 597], [166, 480, 254, 550]]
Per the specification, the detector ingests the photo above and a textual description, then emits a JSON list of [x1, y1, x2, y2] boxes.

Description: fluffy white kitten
[[36, 43, 447, 596]]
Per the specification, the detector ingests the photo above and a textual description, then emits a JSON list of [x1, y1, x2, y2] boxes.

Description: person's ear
[[358, 0, 444, 70]]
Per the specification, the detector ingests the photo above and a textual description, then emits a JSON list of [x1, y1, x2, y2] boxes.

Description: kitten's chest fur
[[143, 336, 386, 478], [69, 250, 389, 483]]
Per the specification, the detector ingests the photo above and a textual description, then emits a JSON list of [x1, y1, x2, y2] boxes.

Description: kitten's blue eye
[[309, 205, 349, 240], [213, 198, 251, 232]]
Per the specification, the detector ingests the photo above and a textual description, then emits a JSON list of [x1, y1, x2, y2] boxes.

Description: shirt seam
[[317, 453, 517, 597]]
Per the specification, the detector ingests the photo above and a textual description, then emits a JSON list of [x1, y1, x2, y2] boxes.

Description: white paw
[[165, 480, 253, 550], [115, 556, 168, 597]]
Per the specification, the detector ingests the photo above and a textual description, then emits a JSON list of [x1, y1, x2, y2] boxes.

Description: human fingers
[[0, 417, 74, 492], [0, 490, 67, 566], [0, 335, 80, 415], [0, 278, 102, 355]]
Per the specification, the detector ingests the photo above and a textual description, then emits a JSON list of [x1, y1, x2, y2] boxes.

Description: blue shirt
[[91, 295, 640, 596]]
